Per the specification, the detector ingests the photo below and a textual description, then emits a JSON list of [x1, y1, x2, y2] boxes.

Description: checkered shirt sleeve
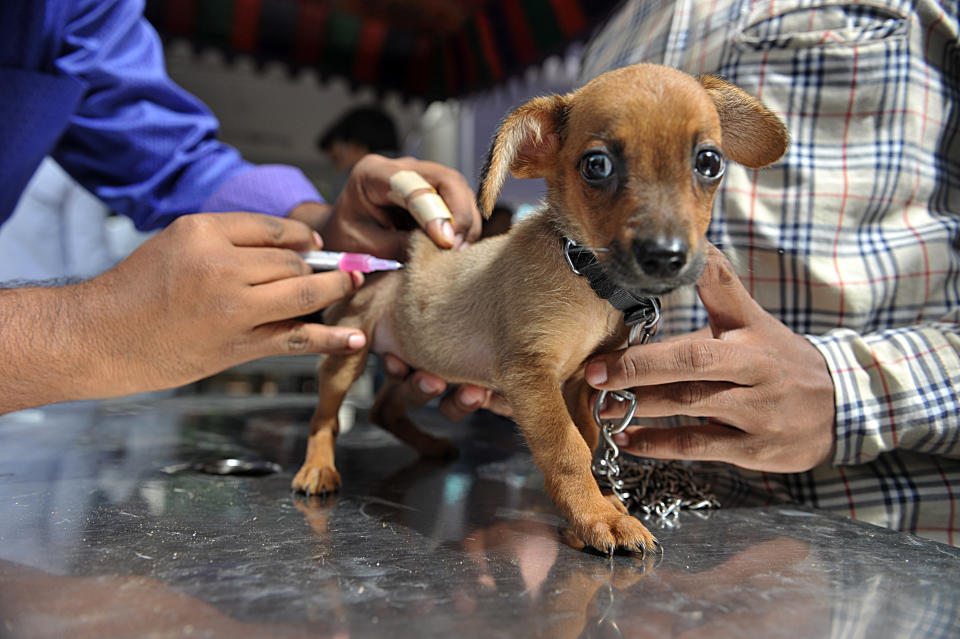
[[582, 0, 960, 544]]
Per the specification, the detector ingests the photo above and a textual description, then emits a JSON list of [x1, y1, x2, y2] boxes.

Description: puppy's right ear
[[477, 95, 567, 217], [699, 75, 788, 169]]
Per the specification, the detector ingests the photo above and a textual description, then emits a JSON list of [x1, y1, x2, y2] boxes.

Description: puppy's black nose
[[633, 238, 688, 278]]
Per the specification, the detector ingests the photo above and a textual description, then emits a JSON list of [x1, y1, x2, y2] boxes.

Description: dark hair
[[318, 106, 399, 154]]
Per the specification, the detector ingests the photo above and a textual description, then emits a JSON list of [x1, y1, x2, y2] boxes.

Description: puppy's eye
[[580, 151, 614, 183], [695, 149, 725, 180]]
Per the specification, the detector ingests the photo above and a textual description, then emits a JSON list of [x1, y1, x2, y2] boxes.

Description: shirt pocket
[[734, 0, 908, 50]]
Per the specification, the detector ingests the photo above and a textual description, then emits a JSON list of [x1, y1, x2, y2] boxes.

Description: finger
[[387, 171, 454, 223], [424, 217, 457, 249], [585, 339, 763, 390], [385, 170, 458, 249], [246, 270, 363, 324], [438, 385, 484, 421], [440, 386, 513, 420], [213, 212, 318, 251], [416, 166, 482, 242], [613, 423, 747, 464], [240, 247, 312, 285], [379, 352, 449, 409], [662, 325, 713, 343], [401, 371, 447, 409], [598, 381, 749, 425], [382, 353, 411, 378], [360, 155, 482, 243], [697, 244, 764, 331], [245, 322, 367, 359]]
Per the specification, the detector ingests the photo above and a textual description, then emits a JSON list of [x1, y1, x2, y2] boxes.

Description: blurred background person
[[318, 106, 400, 174]]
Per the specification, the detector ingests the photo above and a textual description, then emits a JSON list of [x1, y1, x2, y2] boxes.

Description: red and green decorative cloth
[[144, 0, 622, 101]]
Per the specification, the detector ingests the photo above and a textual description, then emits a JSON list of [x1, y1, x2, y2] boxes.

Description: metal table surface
[[1, 395, 958, 638]]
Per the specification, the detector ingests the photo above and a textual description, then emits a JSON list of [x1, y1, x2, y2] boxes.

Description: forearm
[[46, 2, 323, 229], [0, 282, 125, 414], [808, 322, 960, 465]]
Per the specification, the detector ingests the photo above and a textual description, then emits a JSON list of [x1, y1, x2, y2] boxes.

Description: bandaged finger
[[387, 170, 454, 227]]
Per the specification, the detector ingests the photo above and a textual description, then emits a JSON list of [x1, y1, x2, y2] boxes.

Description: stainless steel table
[[1, 395, 957, 638]]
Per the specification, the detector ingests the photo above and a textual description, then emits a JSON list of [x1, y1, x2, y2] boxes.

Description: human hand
[[585, 245, 836, 473], [81, 213, 367, 397], [319, 154, 483, 259], [381, 353, 512, 420]]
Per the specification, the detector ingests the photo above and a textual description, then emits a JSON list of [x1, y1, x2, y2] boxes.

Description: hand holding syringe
[[302, 168, 455, 273]]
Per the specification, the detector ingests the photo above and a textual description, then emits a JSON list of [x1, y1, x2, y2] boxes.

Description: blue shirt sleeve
[[44, 0, 253, 230]]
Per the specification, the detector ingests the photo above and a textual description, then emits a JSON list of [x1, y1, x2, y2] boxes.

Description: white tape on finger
[[387, 170, 453, 226]]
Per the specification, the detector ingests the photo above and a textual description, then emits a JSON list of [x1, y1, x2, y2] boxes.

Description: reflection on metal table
[[1, 395, 958, 638]]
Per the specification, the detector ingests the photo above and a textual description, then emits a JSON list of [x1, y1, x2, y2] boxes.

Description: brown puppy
[[292, 63, 788, 553]]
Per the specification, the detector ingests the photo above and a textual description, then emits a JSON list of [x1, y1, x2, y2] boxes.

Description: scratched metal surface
[[1, 396, 958, 638]]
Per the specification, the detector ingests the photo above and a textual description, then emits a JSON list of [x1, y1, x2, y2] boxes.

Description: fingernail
[[459, 387, 483, 408], [585, 361, 607, 385], [351, 271, 365, 288], [347, 333, 366, 349], [458, 240, 471, 252], [613, 432, 628, 446], [417, 377, 444, 395], [442, 220, 455, 244], [384, 357, 405, 376], [313, 231, 323, 249]]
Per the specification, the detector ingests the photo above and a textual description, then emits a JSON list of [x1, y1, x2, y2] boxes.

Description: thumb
[[696, 244, 763, 332]]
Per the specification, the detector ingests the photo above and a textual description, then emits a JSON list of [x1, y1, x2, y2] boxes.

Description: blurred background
[[150, 0, 620, 406], [1, 0, 623, 407], [149, 0, 622, 209]]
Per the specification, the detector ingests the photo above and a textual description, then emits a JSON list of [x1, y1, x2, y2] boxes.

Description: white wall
[[163, 41, 583, 212], [164, 41, 429, 201]]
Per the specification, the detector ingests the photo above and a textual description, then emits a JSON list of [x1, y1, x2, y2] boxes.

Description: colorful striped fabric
[[581, 0, 960, 546], [144, 0, 621, 100]]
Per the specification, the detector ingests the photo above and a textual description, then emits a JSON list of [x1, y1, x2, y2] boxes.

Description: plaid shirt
[[581, 0, 960, 545]]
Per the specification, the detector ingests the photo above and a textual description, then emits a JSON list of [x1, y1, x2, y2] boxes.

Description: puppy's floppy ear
[[699, 75, 789, 169], [477, 95, 567, 217]]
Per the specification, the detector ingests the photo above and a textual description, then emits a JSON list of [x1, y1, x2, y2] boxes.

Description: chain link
[[591, 298, 721, 521]]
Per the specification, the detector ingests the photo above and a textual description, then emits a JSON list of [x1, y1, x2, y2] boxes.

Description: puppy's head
[[478, 64, 788, 296]]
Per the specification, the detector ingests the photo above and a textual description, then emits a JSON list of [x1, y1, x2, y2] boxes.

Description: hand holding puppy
[[315, 154, 491, 416], [587, 245, 836, 473]]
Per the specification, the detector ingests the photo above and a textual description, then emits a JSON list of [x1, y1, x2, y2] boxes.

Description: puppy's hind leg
[[370, 377, 458, 459], [292, 347, 370, 498]]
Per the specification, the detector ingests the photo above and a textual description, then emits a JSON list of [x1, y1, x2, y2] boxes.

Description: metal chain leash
[[591, 298, 720, 521]]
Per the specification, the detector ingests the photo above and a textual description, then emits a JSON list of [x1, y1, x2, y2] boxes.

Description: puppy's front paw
[[573, 503, 658, 555], [292, 464, 341, 497]]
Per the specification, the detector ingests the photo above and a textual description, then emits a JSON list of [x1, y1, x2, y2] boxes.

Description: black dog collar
[[562, 237, 660, 328]]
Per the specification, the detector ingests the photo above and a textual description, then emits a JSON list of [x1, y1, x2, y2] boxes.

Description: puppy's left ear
[[477, 95, 568, 217], [699, 75, 789, 169]]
